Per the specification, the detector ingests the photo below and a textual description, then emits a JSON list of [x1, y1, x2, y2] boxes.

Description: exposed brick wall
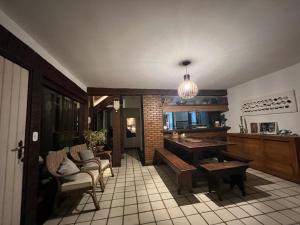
[[143, 95, 163, 165]]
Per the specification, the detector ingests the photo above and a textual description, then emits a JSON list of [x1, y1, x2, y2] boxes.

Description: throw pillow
[[58, 157, 80, 181], [79, 150, 95, 161]]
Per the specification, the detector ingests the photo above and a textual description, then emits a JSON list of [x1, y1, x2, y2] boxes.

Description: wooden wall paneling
[[21, 70, 42, 225], [243, 137, 264, 170], [13, 66, 29, 225], [227, 133, 300, 183], [0, 25, 87, 224], [112, 96, 122, 167], [82, 102, 89, 131], [0, 56, 3, 108], [0, 58, 13, 224], [263, 140, 297, 178], [88, 96, 94, 130], [0, 58, 29, 225], [4, 61, 22, 225]]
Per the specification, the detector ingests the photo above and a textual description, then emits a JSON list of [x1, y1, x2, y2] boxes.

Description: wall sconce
[[113, 99, 120, 112]]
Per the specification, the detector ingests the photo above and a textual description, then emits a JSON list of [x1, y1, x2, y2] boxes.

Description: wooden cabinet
[[227, 133, 300, 183]]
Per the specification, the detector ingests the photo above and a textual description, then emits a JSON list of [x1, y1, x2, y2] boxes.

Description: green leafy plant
[[83, 129, 107, 149], [214, 113, 227, 127]]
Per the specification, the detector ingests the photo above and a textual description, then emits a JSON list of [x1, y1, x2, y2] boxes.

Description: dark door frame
[[0, 25, 88, 225]]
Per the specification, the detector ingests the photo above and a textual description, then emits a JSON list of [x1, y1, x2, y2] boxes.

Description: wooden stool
[[199, 161, 249, 200]]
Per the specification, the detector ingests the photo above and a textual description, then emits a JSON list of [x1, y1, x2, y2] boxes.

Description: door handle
[[11, 140, 25, 161]]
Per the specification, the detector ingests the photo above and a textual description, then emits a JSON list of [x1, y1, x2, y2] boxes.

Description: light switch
[[33, 132, 39, 142]]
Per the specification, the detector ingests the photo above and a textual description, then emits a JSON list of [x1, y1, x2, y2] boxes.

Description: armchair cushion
[[61, 169, 100, 192], [79, 150, 95, 161], [100, 159, 110, 169], [84, 159, 110, 170], [58, 157, 80, 181]]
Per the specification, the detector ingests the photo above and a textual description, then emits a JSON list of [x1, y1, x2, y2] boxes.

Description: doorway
[[122, 96, 144, 163], [0, 56, 29, 225]]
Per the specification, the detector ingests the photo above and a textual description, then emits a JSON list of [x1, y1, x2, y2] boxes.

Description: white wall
[[227, 62, 300, 134], [0, 10, 87, 91]]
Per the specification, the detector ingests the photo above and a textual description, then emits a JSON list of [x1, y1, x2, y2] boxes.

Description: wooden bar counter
[[227, 133, 300, 183]]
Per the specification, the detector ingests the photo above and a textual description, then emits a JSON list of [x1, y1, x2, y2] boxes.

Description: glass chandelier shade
[[113, 99, 120, 112], [177, 74, 198, 99]]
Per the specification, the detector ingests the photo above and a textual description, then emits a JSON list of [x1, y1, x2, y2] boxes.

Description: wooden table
[[199, 161, 249, 200], [164, 137, 235, 166]]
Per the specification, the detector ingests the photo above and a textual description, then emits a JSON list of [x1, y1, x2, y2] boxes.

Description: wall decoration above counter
[[241, 90, 298, 115]]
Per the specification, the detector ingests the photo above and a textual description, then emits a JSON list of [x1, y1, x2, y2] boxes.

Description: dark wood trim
[[112, 96, 122, 167], [87, 87, 227, 96], [140, 96, 145, 165], [0, 25, 88, 225], [22, 70, 42, 225], [94, 96, 114, 111], [43, 77, 87, 103], [0, 25, 87, 104]]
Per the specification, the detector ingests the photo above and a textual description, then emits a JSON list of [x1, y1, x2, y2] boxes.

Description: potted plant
[[83, 129, 107, 150]]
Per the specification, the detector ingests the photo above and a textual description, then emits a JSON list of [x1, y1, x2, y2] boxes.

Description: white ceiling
[[1, 0, 300, 89]]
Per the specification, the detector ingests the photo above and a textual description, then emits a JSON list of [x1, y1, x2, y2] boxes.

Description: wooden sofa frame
[[46, 149, 101, 210]]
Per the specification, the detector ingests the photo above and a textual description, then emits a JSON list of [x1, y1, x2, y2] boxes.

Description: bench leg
[[208, 176, 213, 193], [230, 174, 246, 196], [186, 172, 193, 193], [177, 174, 182, 195], [177, 173, 193, 195]]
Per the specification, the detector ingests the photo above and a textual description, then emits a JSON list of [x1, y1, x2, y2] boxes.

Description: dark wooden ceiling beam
[[93, 96, 115, 111], [87, 87, 227, 96]]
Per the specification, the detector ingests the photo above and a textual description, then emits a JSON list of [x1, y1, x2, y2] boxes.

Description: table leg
[[230, 174, 246, 196], [216, 178, 223, 201]]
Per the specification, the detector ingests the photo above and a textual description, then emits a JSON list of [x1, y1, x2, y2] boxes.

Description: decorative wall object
[[250, 123, 258, 133], [241, 90, 298, 115], [259, 122, 278, 134], [239, 116, 246, 133]]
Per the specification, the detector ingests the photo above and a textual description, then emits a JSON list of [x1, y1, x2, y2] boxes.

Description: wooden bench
[[199, 161, 249, 201], [218, 151, 253, 163], [154, 148, 197, 194]]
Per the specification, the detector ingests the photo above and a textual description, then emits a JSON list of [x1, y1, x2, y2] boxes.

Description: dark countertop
[[162, 126, 231, 134], [164, 136, 235, 152], [228, 133, 300, 141]]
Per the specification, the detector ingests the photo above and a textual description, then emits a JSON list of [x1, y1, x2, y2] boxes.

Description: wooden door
[[0, 56, 29, 225]]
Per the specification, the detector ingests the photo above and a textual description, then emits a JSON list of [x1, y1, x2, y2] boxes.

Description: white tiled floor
[[45, 150, 300, 225]]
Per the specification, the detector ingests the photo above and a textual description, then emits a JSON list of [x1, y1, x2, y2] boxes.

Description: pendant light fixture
[[177, 60, 198, 99], [113, 98, 120, 112]]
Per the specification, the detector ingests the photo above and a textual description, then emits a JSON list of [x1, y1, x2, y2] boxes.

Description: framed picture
[[250, 123, 258, 133], [259, 122, 278, 135]]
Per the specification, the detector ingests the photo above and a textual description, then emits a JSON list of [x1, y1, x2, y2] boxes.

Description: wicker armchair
[[46, 149, 101, 210], [69, 144, 114, 191]]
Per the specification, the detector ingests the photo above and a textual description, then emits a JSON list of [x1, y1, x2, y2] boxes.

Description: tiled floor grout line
[[148, 165, 177, 225], [47, 150, 300, 225]]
